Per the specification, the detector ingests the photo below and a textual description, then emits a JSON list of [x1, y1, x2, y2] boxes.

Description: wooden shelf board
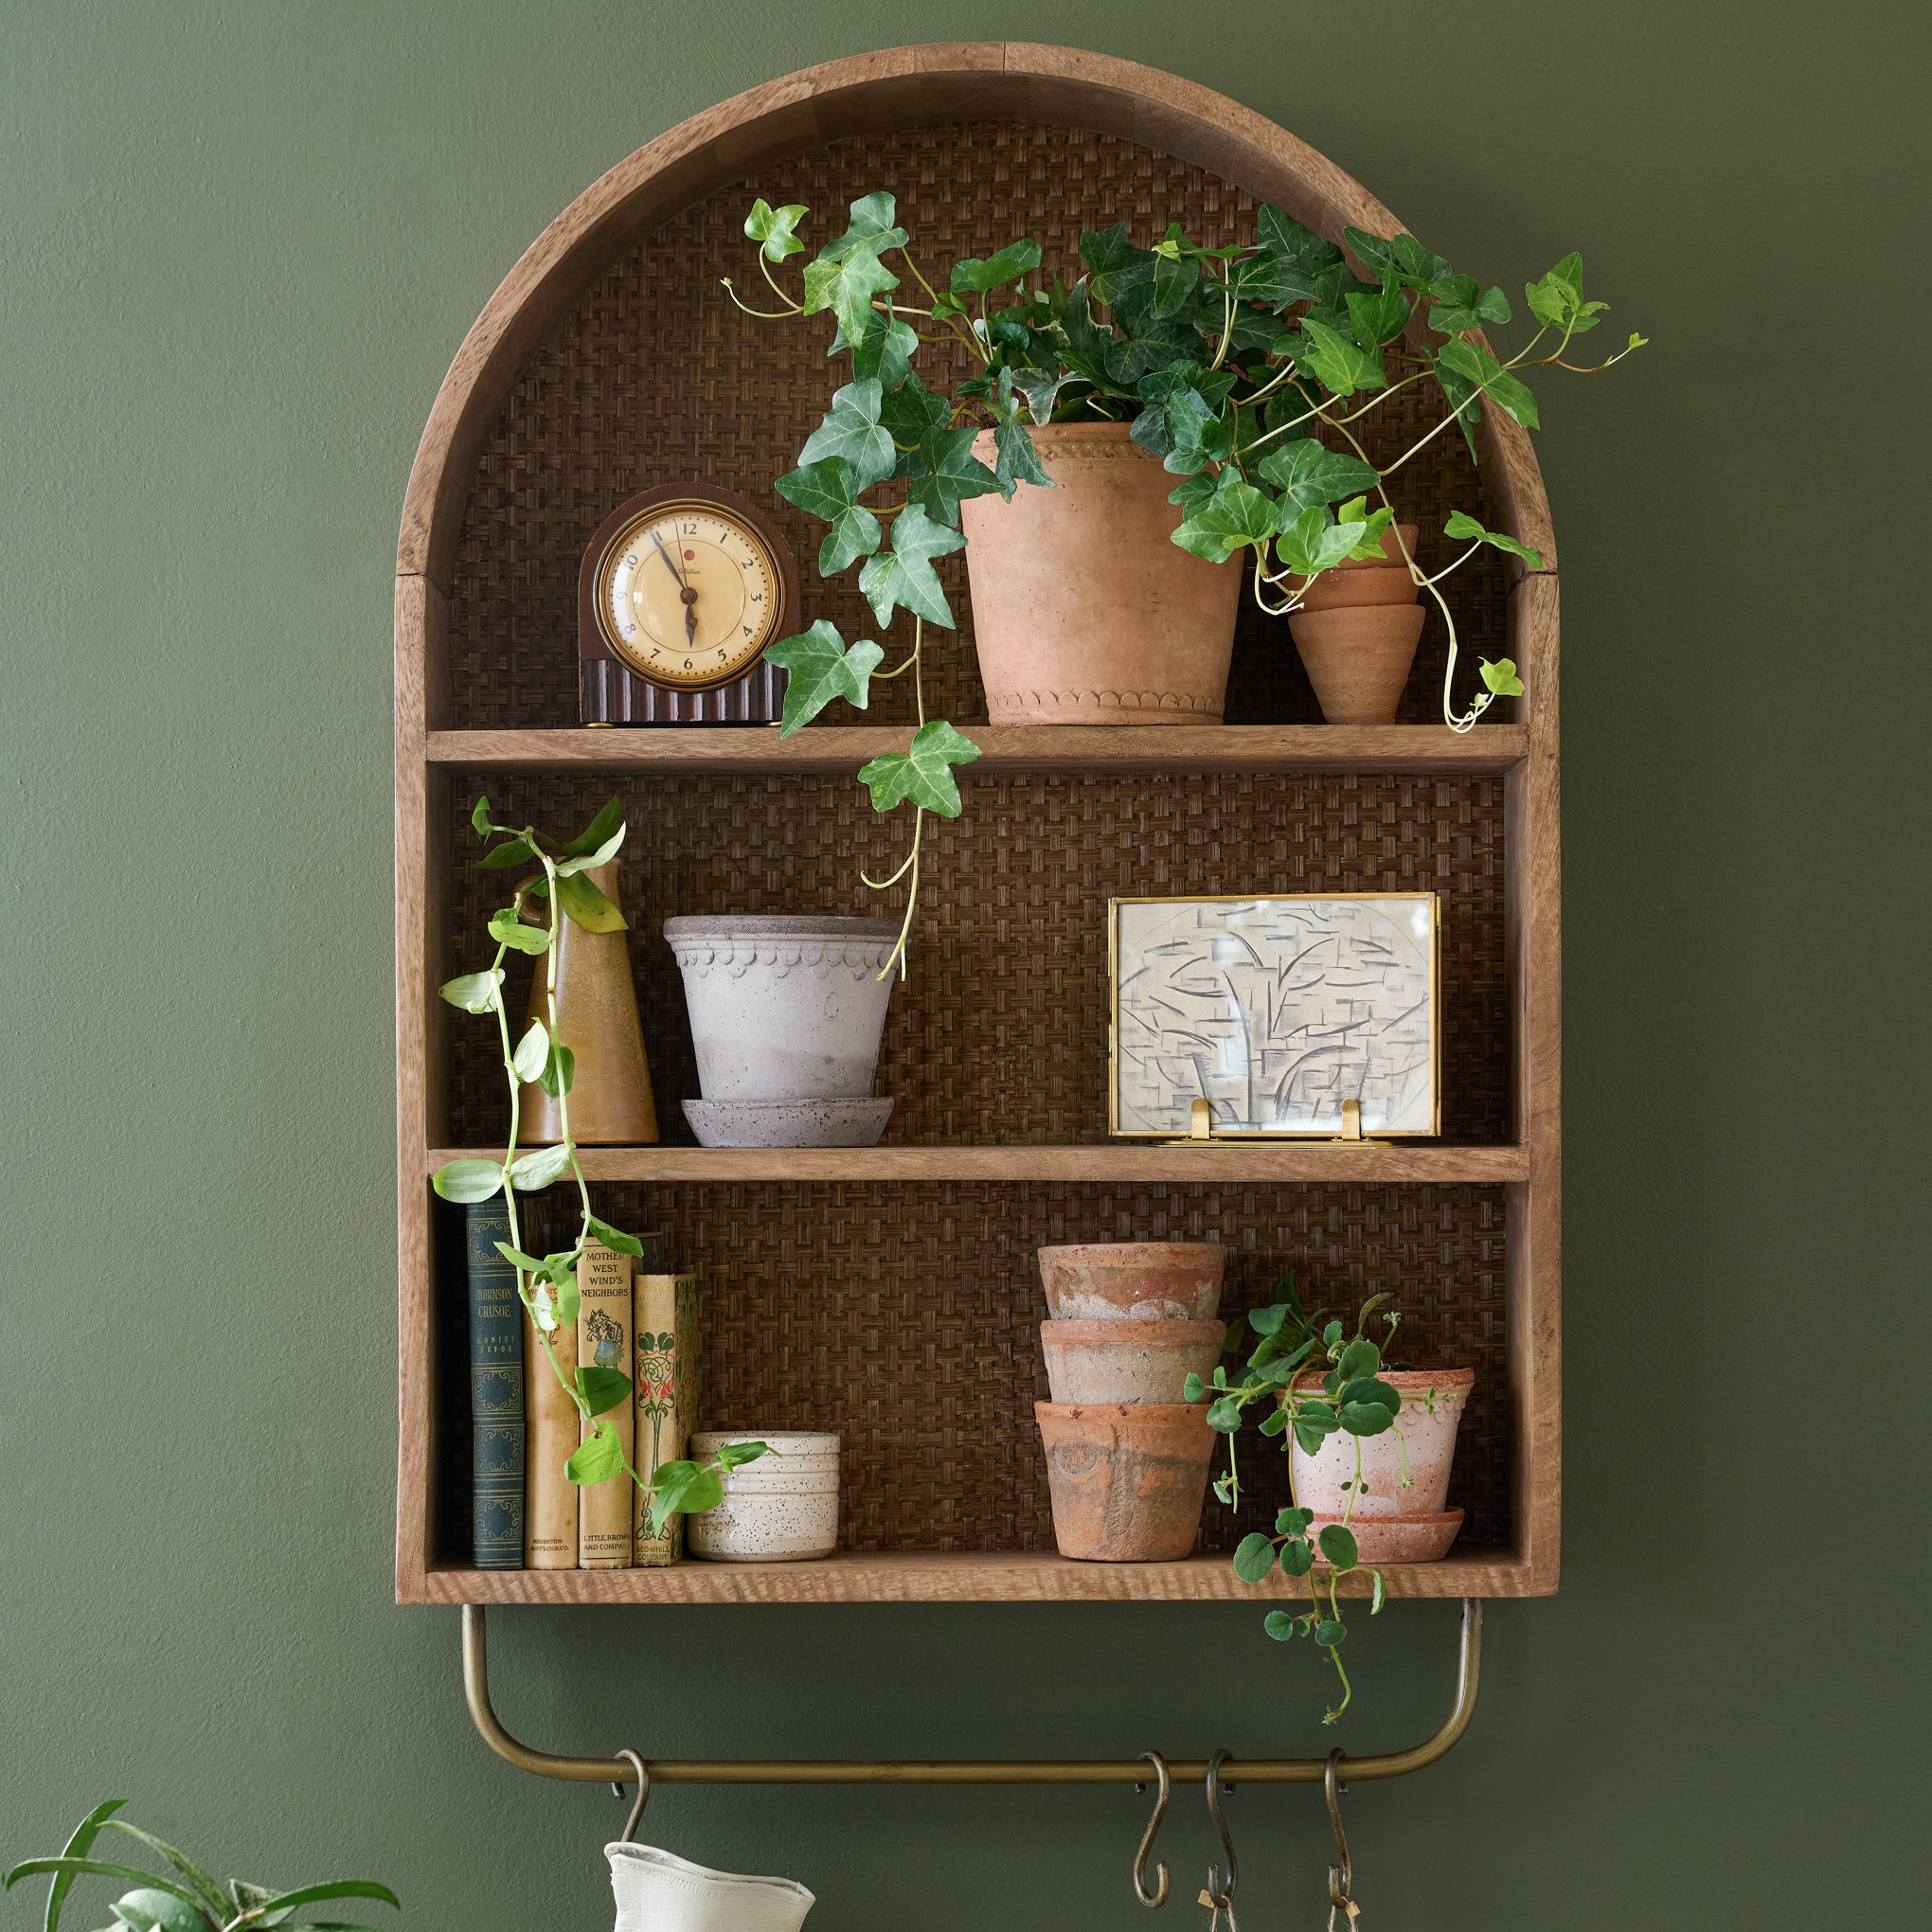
[[426, 1143, 1530, 1184], [409, 1547, 1544, 1605], [425, 724, 1528, 777]]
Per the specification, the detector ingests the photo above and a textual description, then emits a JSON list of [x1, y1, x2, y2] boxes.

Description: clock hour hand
[[651, 528, 700, 641]]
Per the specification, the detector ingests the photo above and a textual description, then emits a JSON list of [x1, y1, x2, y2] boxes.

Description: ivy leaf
[[431, 1158, 502, 1204], [803, 247, 901, 349], [857, 501, 967, 628], [1255, 438, 1381, 511], [1432, 354, 1485, 464], [555, 870, 626, 933], [879, 369, 952, 449], [820, 191, 903, 258], [511, 1018, 549, 1084], [1151, 247, 1200, 317], [585, 1214, 642, 1258], [1525, 251, 1604, 333], [561, 796, 622, 859], [1296, 315, 1386, 399], [847, 308, 918, 390], [1275, 506, 1367, 578], [951, 239, 1042, 294], [1172, 476, 1278, 563], [1344, 226, 1452, 288], [438, 968, 503, 1014], [487, 909, 551, 955], [799, 379, 897, 491], [509, 1141, 573, 1191], [1443, 510, 1544, 568], [1346, 279, 1412, 348], [1280, 1538, 1316, 1578], [1226, 248, 1307, 306], [1480, 657, 1526, 697], [1104, 281, 1200, 386], [1437, 338, 1540, 430], [903, 426, 1002, 527], [538, 1041, 575, 1100], [1428, 273, 1512, 333], [1232, 1532, 1277, 1583], [1160, 390, 1234, 476], [1009, 360, 1086, 424], [1256, 204, 1344, 279], [575, 1365, 633, 1418], [992, 410, 1050, 497], [1079, 222, 1156, 303], [744, 198, 808, 261], [765, 620, 886, 734], [854, 719, 982, 817], [566, 1422, 625, 1486], [1167, 471, 1216, 515], [775, 457, 883, 575]]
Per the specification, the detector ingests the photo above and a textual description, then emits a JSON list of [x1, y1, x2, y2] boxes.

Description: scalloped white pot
[[663, 916, 900, 1101]]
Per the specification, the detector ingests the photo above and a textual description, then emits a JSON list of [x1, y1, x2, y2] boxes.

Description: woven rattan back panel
[[489, 1181, 1509, 1558], [444, 770, 1508, 1148], [445, 119, 1508, 730]]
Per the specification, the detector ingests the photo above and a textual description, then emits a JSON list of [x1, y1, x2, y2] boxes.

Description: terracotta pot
[[1288, 603, 1427, 725], [1041, 1318, 1225, 1404], [1284, 524, 1420, 611], [1290, 1368, 1473, 1565], [1037, 1242, 1225, 1321], [517, 862, 657, 1146], [960, 423, 1241, 724], [1035, 1402, 1215, 1561]]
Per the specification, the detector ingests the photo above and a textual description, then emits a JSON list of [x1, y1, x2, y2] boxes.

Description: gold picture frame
[[1107, 894, 1442, 1139]]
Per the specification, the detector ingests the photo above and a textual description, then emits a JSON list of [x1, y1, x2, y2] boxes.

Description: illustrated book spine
[[522, 1294, 578, 1570], [465, 1201, 525, 1569], [576, 1239, 635, 1568], [633, 1271, 701, 1565]]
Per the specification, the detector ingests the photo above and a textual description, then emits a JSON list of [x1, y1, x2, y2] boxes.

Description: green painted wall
[[2, 3, 1919, 1923]]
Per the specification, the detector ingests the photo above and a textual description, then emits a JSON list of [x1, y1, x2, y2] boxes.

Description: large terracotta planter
[[1287, 604, 1427, 725], [1035, 1401, 1215, 1560], [1036, 1242, 1225, 1321], [1290, 1368, 1473, 1563], [960, 423, 1241, 724], [1041, 1319, 1225, 1404]]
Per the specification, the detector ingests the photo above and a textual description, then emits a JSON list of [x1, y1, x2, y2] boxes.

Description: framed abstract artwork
[[1108, 895, 1441, 1138]]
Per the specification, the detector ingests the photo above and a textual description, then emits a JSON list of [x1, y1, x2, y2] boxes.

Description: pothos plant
[[428, 796, 763, 1529], [1190, 1274, 1437, 1724], [4, 1798, 398, 1932], [729, 191, 1639, 969]]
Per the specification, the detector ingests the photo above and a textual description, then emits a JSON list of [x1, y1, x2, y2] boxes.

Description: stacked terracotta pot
[[1286, 522, 1425, 725], [1033, 1243, 1225, 1562]]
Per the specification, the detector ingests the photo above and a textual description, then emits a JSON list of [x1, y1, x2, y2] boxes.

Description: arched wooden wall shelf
[[394, 45, 1560, 1615]]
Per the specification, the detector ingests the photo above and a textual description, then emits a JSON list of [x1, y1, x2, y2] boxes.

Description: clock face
[[593, 502, 785, 689]]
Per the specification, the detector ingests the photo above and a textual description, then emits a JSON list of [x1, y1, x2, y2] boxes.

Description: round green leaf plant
[[431, 796, 764, 1520], [1190, 1274, 1446, 1724], [732, 197, 1640, 964]]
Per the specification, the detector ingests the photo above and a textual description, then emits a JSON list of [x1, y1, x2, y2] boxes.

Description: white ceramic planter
[[664, 916, 900, 1103], [607, 1843, 814, 1932], [688, 1430, 840, 1562], [1040, 1318, 1225, 1404]]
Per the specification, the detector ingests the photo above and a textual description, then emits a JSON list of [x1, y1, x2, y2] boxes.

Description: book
[[577, 1238, 636, 1568], [633, 1270, 701, 1565], [465, 1201, 525, 1569], [522, 1293, 578, 1571]]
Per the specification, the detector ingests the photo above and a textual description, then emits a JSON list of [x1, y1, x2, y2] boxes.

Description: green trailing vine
[[732, 194, 1640, 967], [429, 796, 763, 1527], [1192, 1275, 1438, 1724]]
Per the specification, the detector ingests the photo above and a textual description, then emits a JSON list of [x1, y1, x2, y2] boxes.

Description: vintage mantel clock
[[578, 482, 799, 724]]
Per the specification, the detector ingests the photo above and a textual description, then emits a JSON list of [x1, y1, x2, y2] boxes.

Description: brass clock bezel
[[579, 481, 798, 696]]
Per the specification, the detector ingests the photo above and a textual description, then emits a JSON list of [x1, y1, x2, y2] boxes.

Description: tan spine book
[[576, 1240, 635, 1568], [634, 1271, 701, 1565], [522, 1301, 579, 1569]]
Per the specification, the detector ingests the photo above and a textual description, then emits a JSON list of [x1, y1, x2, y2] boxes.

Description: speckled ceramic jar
[[688, 1431, 840, 1563]]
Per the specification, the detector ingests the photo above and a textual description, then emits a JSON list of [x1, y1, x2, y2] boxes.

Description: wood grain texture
[[409, 1547, 1542, 1605], [426, 1143, 1530, 1184], [425, 724, 1530, 776]]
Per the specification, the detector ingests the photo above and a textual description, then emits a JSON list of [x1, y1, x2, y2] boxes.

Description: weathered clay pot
[[1288, 603, 1427, 725], [960, 423, 1241, 724], [1285, 523, 1420, 610], [1037, 1242, 1225, 1321], [1290, 1368, 1473, 1565], [1035, 1402, 1215, 1561], [1041, 1318, 1226, 1404]]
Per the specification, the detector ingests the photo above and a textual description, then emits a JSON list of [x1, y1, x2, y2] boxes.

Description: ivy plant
[[429, 796, 765, 1516], [4, 1798, 398, 1931], [731, 196, 1639, 965], [1190, 1274, 1443, 1724]]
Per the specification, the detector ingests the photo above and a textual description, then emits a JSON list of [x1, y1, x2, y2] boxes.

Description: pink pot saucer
[[1308, 1510, 1464, 1564]]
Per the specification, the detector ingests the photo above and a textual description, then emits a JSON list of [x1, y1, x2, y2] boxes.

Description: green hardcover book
[[466, 1201, 525, 1569]]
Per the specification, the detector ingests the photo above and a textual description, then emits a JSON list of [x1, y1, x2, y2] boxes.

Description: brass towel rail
[[460, 1598, 1481, 1785]]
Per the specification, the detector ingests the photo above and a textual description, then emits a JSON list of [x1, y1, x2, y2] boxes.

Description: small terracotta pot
[[1037, 1242, 1225, 1321], [1040, 1318, 1225, 1404], [1288, 603, 1427, 725], [961, 423, 1241, 724], [1035, 1402, 1215, 1561], [1284, 524, 1420, 611], [1290, 1368, 1473, 1519]]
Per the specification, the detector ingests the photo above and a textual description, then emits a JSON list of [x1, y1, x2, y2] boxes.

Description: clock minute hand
[[651, 528, 701, 644], [649, 528, 688, 588]]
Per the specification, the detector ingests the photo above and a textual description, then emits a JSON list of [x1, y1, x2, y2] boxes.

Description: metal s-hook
[[1202, 1748, 1238, 1930], [1324, 1748, 1357, 1924], [612, 1749, 651, 1844], [1131, 1750, 1172, 1907]]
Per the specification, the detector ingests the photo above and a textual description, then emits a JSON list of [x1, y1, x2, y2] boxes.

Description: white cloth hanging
[[606, 1842, 814, 1932]]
